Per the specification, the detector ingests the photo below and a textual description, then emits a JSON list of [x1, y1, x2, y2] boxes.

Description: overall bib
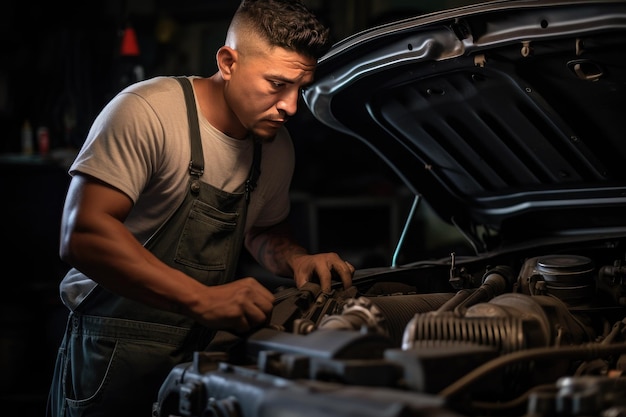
[[47, 77, 262, 417]]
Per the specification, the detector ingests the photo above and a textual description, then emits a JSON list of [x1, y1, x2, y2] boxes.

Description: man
[[46, 1, 354, 415]]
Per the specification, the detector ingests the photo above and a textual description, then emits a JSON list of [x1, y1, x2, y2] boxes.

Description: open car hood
[[303, 0, 626, 252]]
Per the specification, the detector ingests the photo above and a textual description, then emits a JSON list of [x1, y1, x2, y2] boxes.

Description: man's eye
[[271, 81, 284, 88]]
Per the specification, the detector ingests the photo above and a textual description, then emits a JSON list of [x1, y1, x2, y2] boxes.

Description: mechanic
[[46, 1, 354, 415]]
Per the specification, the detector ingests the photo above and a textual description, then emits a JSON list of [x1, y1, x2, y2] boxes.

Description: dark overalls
[[47, 77, 261, 417]]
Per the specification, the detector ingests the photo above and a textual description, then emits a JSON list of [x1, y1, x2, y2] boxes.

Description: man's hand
[[289, 252, 354, 292], [190, 278, 275, 333], [245, 221, 355, 292]]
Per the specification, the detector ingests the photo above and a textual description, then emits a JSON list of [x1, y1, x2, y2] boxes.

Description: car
[[154, 1, 626, 416]]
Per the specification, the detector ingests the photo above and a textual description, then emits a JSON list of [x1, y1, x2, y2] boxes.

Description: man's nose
[[276, 89, 299, 117]]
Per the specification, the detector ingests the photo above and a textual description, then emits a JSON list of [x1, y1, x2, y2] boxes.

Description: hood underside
[[303, 0, 626, 251]]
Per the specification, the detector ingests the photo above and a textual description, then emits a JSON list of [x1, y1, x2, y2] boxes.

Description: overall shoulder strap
[[175, 76, 262, 202], [245, 140, 262, 202], [174, 77, 204, 178]]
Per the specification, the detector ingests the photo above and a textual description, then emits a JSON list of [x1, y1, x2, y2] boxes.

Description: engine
[[154, 251, 626, 417]]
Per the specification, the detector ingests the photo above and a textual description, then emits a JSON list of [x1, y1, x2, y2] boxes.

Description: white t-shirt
[[59, 76, 293, 309]]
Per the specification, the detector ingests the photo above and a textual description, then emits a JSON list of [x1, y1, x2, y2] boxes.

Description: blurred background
[[0, 0, 478, 414]]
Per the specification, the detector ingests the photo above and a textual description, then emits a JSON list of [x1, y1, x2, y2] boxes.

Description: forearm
[[65, 226, 274, 331], [59, 176, 203, 316], [245, 221, 308, 277], [62, 218, 205, 316]]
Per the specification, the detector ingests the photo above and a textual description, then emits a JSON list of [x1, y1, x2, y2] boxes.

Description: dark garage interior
[[0, 0, 477, 414]]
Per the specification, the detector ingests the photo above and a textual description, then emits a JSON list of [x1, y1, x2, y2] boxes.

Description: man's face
[[224, 45, 317, 141]]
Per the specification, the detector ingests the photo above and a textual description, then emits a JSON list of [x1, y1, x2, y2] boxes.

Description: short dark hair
[[234, 0, 332, 60]]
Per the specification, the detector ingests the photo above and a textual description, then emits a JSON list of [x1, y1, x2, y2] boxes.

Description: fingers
[[231, 299, 271, 334], [293, 253, 355, 292], [235, 278, 274, 330], [337, 260, 355, 289], [198, 278, 275, 333], [329, 258, 355, 291]]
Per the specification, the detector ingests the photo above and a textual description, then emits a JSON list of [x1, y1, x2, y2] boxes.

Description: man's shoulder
[[114, 76, 195, 123], [121, 76, 183, 98]]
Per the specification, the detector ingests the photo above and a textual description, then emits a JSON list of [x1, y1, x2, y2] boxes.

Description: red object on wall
[[120, 26, 140, 56]]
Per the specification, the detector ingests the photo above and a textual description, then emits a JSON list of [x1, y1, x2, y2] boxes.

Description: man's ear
[[217, 46, 237, 80]]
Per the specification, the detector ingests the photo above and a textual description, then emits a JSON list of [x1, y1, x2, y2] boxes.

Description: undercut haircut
[[232, 0, 332, 60]]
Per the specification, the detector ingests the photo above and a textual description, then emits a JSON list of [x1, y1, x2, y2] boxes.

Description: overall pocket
[[174, 199, 239, 270]]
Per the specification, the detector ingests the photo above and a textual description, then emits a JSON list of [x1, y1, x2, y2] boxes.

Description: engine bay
[[155, 239, 626, 417]]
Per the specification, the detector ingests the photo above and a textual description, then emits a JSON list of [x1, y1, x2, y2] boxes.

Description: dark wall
[[1, 0, 244, 154], [0, 158, 71, 414], [1, 0, 430, 155]]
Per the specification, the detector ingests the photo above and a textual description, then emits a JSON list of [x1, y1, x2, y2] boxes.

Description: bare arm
[[60, 174, 274, 332], [245, 220, 354, 292]]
